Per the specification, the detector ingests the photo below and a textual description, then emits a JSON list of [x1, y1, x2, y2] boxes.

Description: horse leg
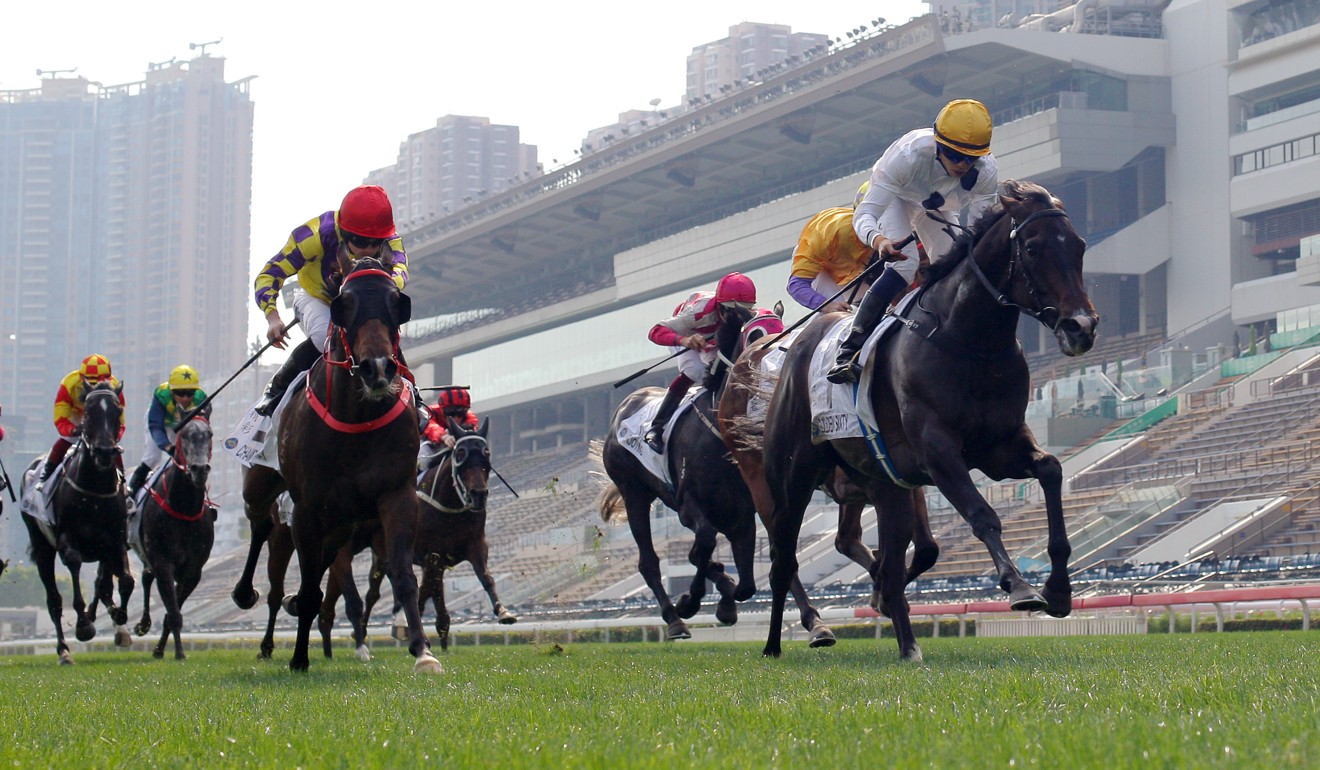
[[871, 483, 922, 662], [171, 573, 202, 661], [111, 550, 136, 646], [675, 522, 717, 620], [763, 464, 820, 658], [423, 558, 450, 652], [362, 547, 386, 625], [377, 487, 440, 673], [335, 550, 373, 662], [318, 555, 343, 660], [136, 569, 156, 636], [153, 564, 182, 660], [259, 523, 293, 660], [834, 500, 880, 609], [232, 512, 273, 610], [622, 489, 689, 640], [1001, 431, 1072, 618], [906, 488, 940, 584], [926, 443, 1045, 612], [288, 512, 328, 673], [65, 558, 97, 643], [25, 519, 71, 664], [470, 541, 516, 625]]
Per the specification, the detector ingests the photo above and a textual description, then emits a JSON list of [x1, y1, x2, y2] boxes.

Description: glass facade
[[454, 263, 795, 402]]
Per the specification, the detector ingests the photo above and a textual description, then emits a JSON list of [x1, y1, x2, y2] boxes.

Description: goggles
[[720, 300, 755, 312], [940, 146, 980, 166], [173, 389, 197, 399], [344, 232, 385, 249]]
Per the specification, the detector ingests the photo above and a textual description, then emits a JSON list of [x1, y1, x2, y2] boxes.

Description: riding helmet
[[80, 354, 113, 382], [339, 185, 397, 239], [932, 99, 992, 157], [169, 364, 200, 391], [714, 272, 756, 305]]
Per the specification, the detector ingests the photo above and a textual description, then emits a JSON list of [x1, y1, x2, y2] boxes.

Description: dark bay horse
[[21, 381, 135, 663], [230, 468, 295, 660], [600, 304, 835, 645], [277, 257, 438, 673], [320, 416, 513, 658], [718, 326, 938, 614], [132, 415, 215, 659], [762, 180, 1098, 661]]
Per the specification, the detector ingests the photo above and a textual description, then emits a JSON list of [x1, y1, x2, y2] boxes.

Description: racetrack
[[2, 632, 1316, 768]]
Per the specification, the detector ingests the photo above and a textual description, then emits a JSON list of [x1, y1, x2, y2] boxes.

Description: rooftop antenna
[[189, 38, 223, 56], [35, 68, 79, 78]]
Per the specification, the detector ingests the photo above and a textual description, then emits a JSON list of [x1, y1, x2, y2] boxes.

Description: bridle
[[146, 417, 213, 522], [323, 267, 406, 380], [418, 433, 491, 512]]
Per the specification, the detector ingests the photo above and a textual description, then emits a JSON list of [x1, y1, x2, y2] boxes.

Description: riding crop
[[178, 318, 301, 431], [611, 348, 685, 389]]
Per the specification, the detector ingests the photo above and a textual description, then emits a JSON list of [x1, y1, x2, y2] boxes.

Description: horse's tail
[[597, 483, 627, 523]]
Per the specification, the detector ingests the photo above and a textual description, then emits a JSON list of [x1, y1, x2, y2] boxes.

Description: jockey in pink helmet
[[642, 272, 756, 453]]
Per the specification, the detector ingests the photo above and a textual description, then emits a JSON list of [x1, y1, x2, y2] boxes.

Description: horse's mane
[[918, 179, 1059, 287]]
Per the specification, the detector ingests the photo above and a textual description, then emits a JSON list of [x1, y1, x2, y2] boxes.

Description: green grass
[[1, 633, 1317, 768]]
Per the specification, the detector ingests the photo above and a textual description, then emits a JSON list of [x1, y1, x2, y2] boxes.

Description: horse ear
[[396, 292, 412, 324], [330, 294, 349, 328], [773, 300, 784, 318], [478, 417, 490, 438], [446, 415, 462, 435], [114, 380, 124, 396]]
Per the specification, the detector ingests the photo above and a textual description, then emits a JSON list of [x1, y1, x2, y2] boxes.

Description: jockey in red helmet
[[35, 354, 127, 490], [419, 387, 480, 473], [252, 184, 409, 416], [642, 272, 756, 454]]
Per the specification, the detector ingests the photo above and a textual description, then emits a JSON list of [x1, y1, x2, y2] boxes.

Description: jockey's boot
[[127, 462, 151, 497], [34, 459, 55, 493], [254, 339, 319, 416], [643, 375, 693, 454], [826, 269, 909, 385]]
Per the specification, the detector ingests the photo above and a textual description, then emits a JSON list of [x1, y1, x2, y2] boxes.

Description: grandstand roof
[[402, 18, 1095, 321]]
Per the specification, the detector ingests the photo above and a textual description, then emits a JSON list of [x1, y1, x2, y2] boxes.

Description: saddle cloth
[[126, 463, 169, 563], [615, 388, 705, 488], [221, 371, 309, 471], [19, 459, 64, 544]]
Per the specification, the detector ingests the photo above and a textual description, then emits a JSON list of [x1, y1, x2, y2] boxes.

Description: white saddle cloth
[[221, 371, 309, 471], [615, 388, 705, 487]]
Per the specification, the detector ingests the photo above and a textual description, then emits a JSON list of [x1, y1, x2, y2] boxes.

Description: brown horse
[[20, 381, 135, 663], [319, 416, 513, 657], [718, 324, 937, 614], [276, 257, 437, 673], [762, 181, 1098, 661], [230, 469, 296, 660], [131, 415, 215, 659]]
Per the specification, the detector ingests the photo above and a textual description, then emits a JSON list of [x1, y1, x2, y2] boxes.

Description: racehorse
[[21, 380, 135, 663], [761, 180, 1098, 661], [718, 325, 938, 615], [132, 415, 215, 659], [277, 257, 438, 673], [600, 303, 835, 645], [229, 468, 296, 660], [319, 416, 514, 658]]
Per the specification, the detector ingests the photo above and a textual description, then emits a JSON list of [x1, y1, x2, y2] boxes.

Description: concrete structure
[[685, 22, 832, 103], [0, 53, 253, 561], [365, 115, 539, 231]]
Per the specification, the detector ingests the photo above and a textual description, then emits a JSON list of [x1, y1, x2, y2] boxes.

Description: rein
[[149, 418, 213, 522]]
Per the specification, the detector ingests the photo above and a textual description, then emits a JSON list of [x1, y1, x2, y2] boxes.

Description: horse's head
[[329, 257, 412, 398], [81, 381, 124, 472], [996, 180, 1098, 356], [174, 414, 213, 487], [446, 417, 491, 512], [704, 301, 757, 393], [740, 302, 785, 350]]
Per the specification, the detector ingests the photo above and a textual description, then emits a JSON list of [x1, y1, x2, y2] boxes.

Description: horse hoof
[[497, 611, 518, 625], [391, 624, 408, 642], [869, 590, 882, 613], [75, 623, 96, 643], [58, 651, 74, 666], [413, 652, 443, 675], [134, 621, 151, 637], [175, 652, 187, 661], [665, 620, 691, 640], [715, 599, 738, 626], [355, 645, 372, 663], [761, 645, 782, 659], [281, 596, 298, 617], [901, 645, 924, 663], [1008, 587, 1047, 613], [114, 628, 133, 647], [153, 648, 165, 659], [808, 625, 837, 648], [231, 586, 260, 611]]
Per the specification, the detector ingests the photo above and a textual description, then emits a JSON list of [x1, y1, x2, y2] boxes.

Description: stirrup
[[253, 392, 282, 417], [643, 428, 665, 454], [825, 355, 862, 385]]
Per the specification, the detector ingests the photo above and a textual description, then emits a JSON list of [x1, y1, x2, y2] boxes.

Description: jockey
[[35, 354, 127, 490], [642, 271, 756, 454], [127, 364, 211, 497], [252, 184, 410, 416], [827, 98, 1001, 384], [419, 387, 479, 472], [785, 182, 878, 313]]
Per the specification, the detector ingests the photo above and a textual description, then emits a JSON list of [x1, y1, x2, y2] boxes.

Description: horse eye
[[454, 448, 468, 464]]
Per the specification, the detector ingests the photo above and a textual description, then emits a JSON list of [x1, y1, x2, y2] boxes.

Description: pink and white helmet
[[714, 272, 756, 305]]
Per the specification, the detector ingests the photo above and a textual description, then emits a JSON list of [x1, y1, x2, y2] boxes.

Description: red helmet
[[434, 387, 471, 411], [714, 272, 756, 305], [339, 185, 396, 239]]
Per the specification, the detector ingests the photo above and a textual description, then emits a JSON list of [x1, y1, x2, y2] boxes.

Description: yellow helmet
[[933, 99, 992, 157], [168, 364, 200, 391], [853, 181, 870, 209], [80, 354, 113, 382]]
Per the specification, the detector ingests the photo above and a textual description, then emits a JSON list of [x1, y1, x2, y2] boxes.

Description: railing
[[1104, 397, 1176, 439], [1018, 479, 1188, 564], [1072, 441, 1318, 491]]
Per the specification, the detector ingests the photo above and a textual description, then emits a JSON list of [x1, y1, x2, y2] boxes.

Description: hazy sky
[[8, 0, 927, 345]]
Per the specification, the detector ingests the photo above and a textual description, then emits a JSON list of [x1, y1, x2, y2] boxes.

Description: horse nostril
[[383, 359, 398, 381]]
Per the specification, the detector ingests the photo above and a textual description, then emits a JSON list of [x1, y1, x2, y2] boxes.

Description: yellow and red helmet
[[80, 354, 113, 382], [168, 364, 200, 391]]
